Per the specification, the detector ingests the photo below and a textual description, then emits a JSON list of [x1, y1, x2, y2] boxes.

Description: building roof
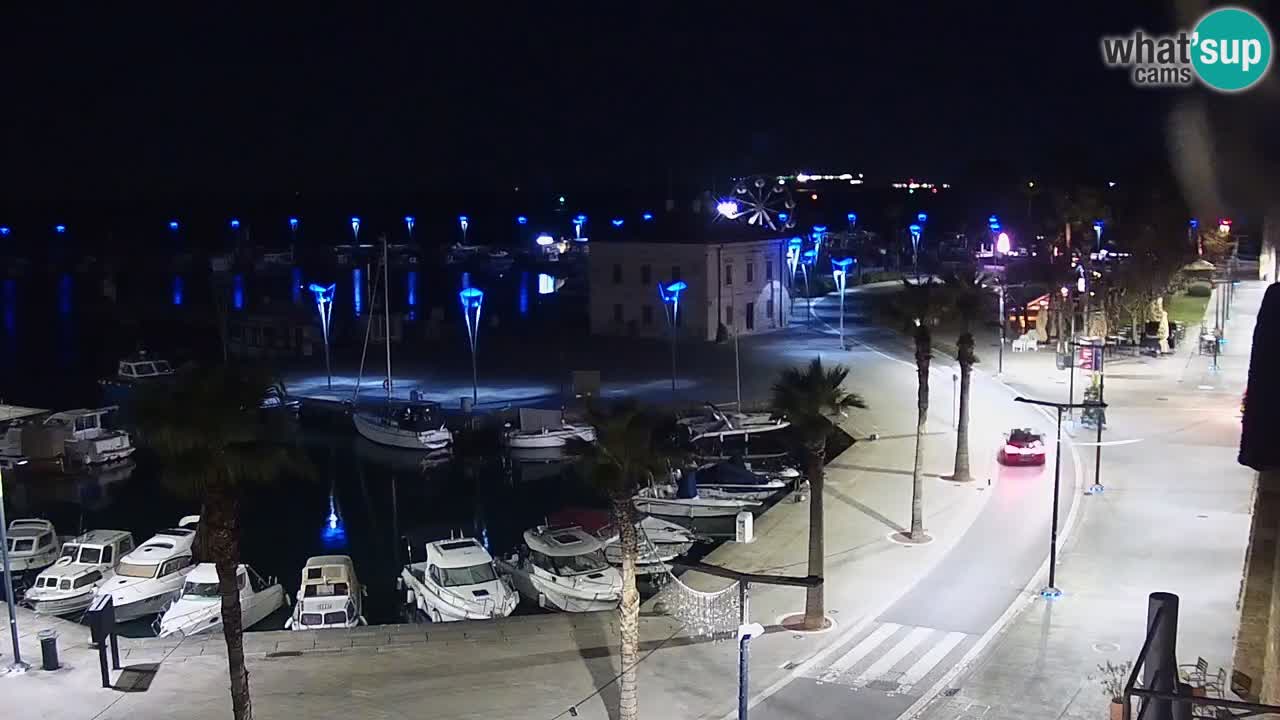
[[0, 405, 48, 423]]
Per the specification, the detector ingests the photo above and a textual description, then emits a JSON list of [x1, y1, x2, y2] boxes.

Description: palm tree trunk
[[952, 333, 975, 483], [803, 443, 826, 629], [911, 325, 931, 539], [611, 495, 640, 720], [207, 476, 253, 720]]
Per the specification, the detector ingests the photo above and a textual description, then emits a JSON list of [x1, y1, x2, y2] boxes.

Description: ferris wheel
[[725, 175, 796, 232]]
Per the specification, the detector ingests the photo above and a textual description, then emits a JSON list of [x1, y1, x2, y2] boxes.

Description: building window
[[746, 262, 754, 283], [766, 260, 774, 282], [641, 264, 651, 285], [613, 303, 623, 323], [612, 264, 623, 284], [746, 302, 755, 330], [766, 298, 774, 319], [725, 305, 734, 326], [725, 265, 733, 286], [642, 304, 653, 326], [671, 265, 681, 282]]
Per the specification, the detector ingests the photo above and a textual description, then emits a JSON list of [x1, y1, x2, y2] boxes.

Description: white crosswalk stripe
[[895, 631, 967, 689], [817, 623, 900, 682], [852, 626, 932, 686], [815, 623, 975, 693]]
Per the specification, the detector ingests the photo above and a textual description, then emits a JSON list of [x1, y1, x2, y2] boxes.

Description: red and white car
[[998, 428, 1046, 466]]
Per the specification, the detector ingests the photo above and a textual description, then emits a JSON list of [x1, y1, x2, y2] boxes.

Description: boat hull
[[633, 498, 758, 518], [353, 413, 451, 451], [28, 590, 96, 616], [400, 567, 517, 622], [111, 591, 176, 622]]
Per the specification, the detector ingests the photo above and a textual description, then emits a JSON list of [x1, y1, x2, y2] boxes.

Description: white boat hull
[[111, 591, 177, 622], [400, 566, 517, 622], [504, 426, 596, 449], [496, 561, 620, 613], [633, 497, 760, 518], [353, 413, 452, 451], [28, 590, 96, 617], [694, 484, 785, 502], [158, 584, 285, 638]]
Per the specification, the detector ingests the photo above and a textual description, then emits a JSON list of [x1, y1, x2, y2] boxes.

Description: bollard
[[38, 629, 59, 670]]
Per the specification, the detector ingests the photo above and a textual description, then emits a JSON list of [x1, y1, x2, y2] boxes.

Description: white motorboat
[[94, 516, 199, 622], [677, 403, 790, 443], [353, 405, 453, 451], [603, 516, 696, 576], [496, 526, 622, 612], [260, 382, 301, 415], [633, 472, 761, 518], [504, 423, 595, 449], [43, 407, 137, 466], [157, 563, 285, 638], [26, 529, 135, 616], [287, 555, 366, 630], [399, 537, 518, 622], [114, 353, 176, 384], [5, 519, 60, 574]]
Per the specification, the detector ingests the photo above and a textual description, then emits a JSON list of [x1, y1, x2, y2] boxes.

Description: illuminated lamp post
[[350, 216, 360, 243], [309, 283, 336, 389], [846, 212, 860, 281], [289, 217, 299, 258], [909, 223, 922, 280], [831, 257, 854, 349], [404, 215, 415, 242], [658, 280, 688, 396], [460, 287, 484, 403], [786, 237, 803, 323], [801, 248, 817, 325], [573, 214, 587, 241], [459, 215, 470, 245], [996, 230, 1011, 374]]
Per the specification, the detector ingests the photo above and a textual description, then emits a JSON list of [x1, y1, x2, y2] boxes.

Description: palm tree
[[899, 279, 940, 540], [945, 272, 986, 484], [771, 359, 866, 629], [133, 365, 301, 720], [569, 402, 673, 720]]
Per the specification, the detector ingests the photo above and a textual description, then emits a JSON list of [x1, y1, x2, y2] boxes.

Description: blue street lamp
[[289, 217, 299, 232], [846, 212, 857, 227], [642, 212, 654, 221], [229, 219, 240, 230], [573, 214, 587, 241], [459, 287, 484, 403], [404, 215, 415, 237], [832, 257, 854, 348], [1093, 219, 1104, 251], [535, 234, 555, 247], [658, 280, 688, 394], [0, 227, 9, 236], [516, 215, 528, 225], [459, 215, 470, 245], [350, 217, 360, 241], [909, 223, 923, 279], [54, 224, 66, 234], [611, 218, 624, 227], [308, 283, 336, 389], [801, 248, 818, 324], [917, 212, 928, 225], [168, 220, 179, 232]]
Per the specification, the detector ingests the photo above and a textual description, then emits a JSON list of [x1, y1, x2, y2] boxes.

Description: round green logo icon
[[1191, 7, 1272, 92]]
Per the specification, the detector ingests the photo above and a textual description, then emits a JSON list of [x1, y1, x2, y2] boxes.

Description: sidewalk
[[918, 282, 1263, 720]]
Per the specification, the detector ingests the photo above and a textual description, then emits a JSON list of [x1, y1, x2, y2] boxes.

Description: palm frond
[[771, 358, 865, 445]]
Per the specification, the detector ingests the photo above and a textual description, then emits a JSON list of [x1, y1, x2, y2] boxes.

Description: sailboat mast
[[383, 235, 392, 397]]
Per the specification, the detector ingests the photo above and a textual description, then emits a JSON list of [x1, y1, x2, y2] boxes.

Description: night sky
[[3, 3, 1274, 203]]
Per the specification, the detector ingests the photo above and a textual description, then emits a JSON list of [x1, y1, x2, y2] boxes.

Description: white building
[[588, 230, 794, 342]]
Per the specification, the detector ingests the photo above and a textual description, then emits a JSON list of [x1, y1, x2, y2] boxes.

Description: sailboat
[[351, 236, 453, 452]]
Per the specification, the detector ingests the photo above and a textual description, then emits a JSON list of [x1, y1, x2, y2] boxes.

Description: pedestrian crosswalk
[[810, 622, 976, 694]]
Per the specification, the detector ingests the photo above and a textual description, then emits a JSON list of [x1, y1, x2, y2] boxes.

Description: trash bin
[[38, 629, 59, 670], [460, 396, 474, 413]]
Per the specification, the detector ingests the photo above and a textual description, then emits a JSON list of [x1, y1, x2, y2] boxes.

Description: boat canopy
[[523, 526, 604, 557]]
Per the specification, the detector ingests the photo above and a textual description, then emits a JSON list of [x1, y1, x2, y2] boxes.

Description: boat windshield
[[182, 581, 221, 599], [116, 561, 159, 579], [78, 546, 103, 564], [552, 550, 609, 576], [440, 563, 497, 587], [8, 538, 34, 552], [60, 544, 79, 559]]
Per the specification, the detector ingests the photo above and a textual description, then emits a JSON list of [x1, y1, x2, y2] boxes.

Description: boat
[[678, 403, 790, 443], [42, 407, 137, 466], [496, 526, 622, 612], [25, 529, 135, 616], [399, 537, 518, 622], [0, 404, 50, 468], [504, 423, 596, 449], [113, 352, 176, 384], [94, 516, 199, 622], [259, 382, 301, 415], [287, 555, 366, 630], [351, 235, 454, 452], [157, 563, 285, 638], [5, 519, 61, 576], [633, 471, 761, 518], [683, 460, 793, 501], [353, 403, 452, 451], [547, 509, 696, 576]]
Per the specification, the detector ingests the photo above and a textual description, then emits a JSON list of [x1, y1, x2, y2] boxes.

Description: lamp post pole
[[659, 281, 687, 398], [832, 257, 853, 350], [0, 467, 27, 672], [460, 287, 485, 404], [309, 284, 335, 390], [994, 224, 1010, 376], [1014, 396, 1101, 597]]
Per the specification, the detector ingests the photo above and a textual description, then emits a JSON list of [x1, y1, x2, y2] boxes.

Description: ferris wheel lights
[[716, 201, 740, 218]]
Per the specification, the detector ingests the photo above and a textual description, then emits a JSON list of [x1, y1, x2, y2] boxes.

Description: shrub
[[1186, 282, 1211, 298]]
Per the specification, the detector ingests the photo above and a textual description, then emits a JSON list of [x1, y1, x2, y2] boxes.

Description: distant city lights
[[788, 172, 865, 185], [891, 180, 951, 191]]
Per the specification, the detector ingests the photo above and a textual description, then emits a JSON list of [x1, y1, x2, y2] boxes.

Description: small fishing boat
[[504, 423, 595, 449], [353, 403, 452, 451], [26, 529, 135, 616], [633, 471, 761, 519], [157, 563, 285, 638], [95, 516, 199, 621], [497, 526, 622, 612], [399, 537, 517, 622], [548, 509, 696, 576], [287, 555, 366, 630], [43, 407, 137, 466], [677, 403, 790, 443], [683, 461, 793, 501], [5, 519, 60, 575]]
